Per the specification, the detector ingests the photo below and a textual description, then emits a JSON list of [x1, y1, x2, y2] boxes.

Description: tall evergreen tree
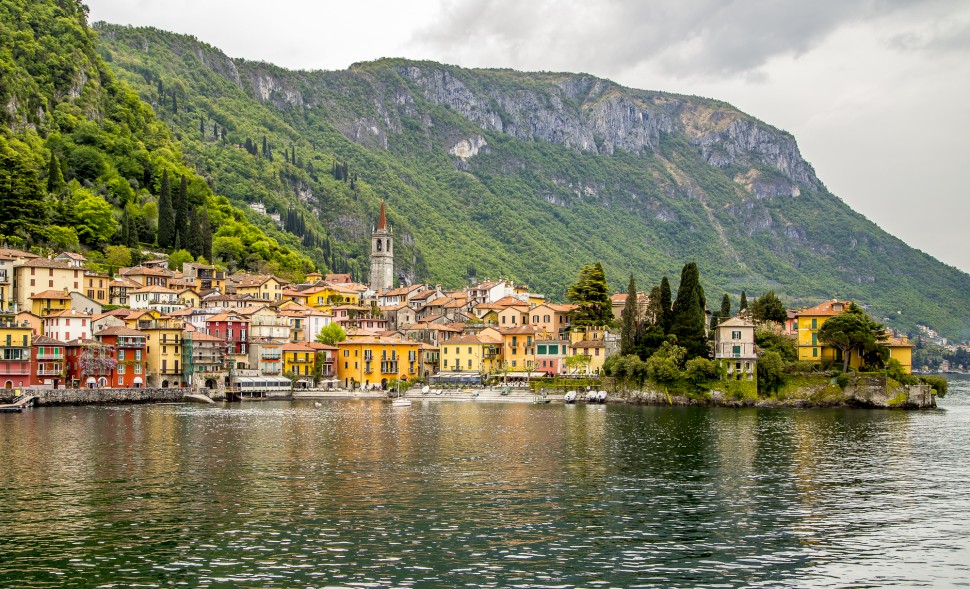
[[670, 262, 708, 358], [199, 115, 205, 136], [566, 262, 613, 327], [174, 174, 189, 233], [659, 276, 673, 333], [620, 274, 639, 355], [157, 169, 174, 247], [262, 135, 268, 157], [47, 153, 64, 193], [720, 294, 731, 321], [739, 290, 748, 311], [199, 208, 212, 261], [187, 208, 203, 258]]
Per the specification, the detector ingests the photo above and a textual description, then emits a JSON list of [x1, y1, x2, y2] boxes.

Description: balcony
[[37, 367, 63, 376], [117, 337, 144, 348], [260, 353, 282, 361], [36, 352, 62, 360]]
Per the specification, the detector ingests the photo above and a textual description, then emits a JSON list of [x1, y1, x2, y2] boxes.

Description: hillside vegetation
[[0, 0, 314, 279], [2, 1, 966, 339]]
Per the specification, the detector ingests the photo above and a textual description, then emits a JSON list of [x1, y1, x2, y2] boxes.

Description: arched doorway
[[97, 377, 107, 388], [3, 381, 11, 390], [381, 378, 388, 390], [205, 378, 217, 389], [162, 380, 170, 388]]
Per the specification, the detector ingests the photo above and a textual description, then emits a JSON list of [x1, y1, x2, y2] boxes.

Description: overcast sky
[[87, 0, 970, 273]]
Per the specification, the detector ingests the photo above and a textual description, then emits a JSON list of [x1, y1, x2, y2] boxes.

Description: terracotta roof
[[31, 335, 65, 346], [337, 336, 418, 346], [718, 317, 755, 328], [15, 258, 72, 269], [492, 296, 528, 307], [409, 290, 438, 301], [0, 248, 38, 259], [887, 336, 914, 348], [132, 285, 178, 294], [282, 342, 316, 352], [445, 334, 489, 345], [571, 339, 606, 348], [205, 313, 250, 323], [186, 332, 222, 342], [797, 300, 853, 317], [29, 290, 72, 300], [123, 266, 173, 277], [44, 309, 91, 319], [308, 342, 338, 351], [57, 251, 87, 261], [324, 273, 352, 283], [501, 326, 539, 335], [110, 276, 142, 288], [96, 326, 146, 338]]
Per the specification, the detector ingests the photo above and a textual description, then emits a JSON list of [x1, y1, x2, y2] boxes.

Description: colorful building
[[795, 300, 853, 364], [29, 289, 72, 317], [440, 332, 501, 374], [94, 327, 148, 388], [0, 318, 33, 390], [335, 336, 420, 389], [31, 335, 65, 388]]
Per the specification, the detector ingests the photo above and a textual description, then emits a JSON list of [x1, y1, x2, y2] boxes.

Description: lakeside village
[[0, 203, 950, 406]]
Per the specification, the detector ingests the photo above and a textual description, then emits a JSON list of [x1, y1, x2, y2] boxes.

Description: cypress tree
[[262, 136, 268, 157], [659, 276, 673, 333], [187, 208, 203, 258], [157, 169, 174, 247], [47, 153, 64, 193], [199, 209, 212, 261], [173, 230, 181, 251], [740, 290, 748, 311], [174, 174, 189, 232], [199, 115, 205, 136], [620, 274, 639, 356], [171, 90, 177, 113], [670, 262, 708, 359], [720, 294, 731, 321]]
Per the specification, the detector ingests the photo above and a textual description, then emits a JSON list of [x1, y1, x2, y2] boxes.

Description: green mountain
[[0, 0, 314, 279], [94, 23, 970, 339]]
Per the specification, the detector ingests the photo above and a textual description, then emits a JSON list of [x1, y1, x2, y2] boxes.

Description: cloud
[[413, 0, 956, 80]]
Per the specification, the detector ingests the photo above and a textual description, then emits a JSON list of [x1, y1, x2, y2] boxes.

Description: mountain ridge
[[93, 22, 970, 339]]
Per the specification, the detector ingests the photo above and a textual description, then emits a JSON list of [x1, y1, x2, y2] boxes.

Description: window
[[537, 345, 547, 354], [119, 350, 126, 361], [811, 318, 818, 329], [732, 345, 741, 357], [467, 359, 472, 368], [532, 315, 538, 324], [118, 364, 126, 375], [812, 348, 819, 358], [467, 347, 472, 354], [811, 333, 817, 346], [443, 359, 448, 367], [135, 350, 142, 361], [731, 331, 741, 340]]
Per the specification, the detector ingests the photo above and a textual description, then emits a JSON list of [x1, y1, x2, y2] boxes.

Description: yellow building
[[796, 300, 852, 364], [886, 337, 915, 374], [302, 283, 361, 311], [12, 258, 82, 309], [498, 326, 538, 373], [177, 289, 202, 308], [336, 336, 420, 389], [236, 275, 286, 301], [82, 272, 110, 305], [283, 342, 316, 378], [568, 326, 615, 375], [440, 332, 501, 374], [132, 313, 185, 387], [29, 289, 72, 317]]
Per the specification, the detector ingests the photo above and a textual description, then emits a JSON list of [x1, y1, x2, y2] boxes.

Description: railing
[[36, 352, 62, 359], [36, 368, 63, 376]]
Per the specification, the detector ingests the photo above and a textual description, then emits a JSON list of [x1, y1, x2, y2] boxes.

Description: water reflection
[[1, 381, 969, 588]]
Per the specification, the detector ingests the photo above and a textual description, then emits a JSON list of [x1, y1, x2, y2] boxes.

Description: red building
[[205, 312, 250, 355], [32, 335, 66, 388], [64, 338, 116, 388], [95, 327, 148, 388]]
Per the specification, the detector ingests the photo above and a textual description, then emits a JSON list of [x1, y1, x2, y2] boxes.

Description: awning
[[504, 371, 541, 378], [430, 372, 482, 384], [232, 376, 291, 386], [133, 377, 143, 384], [85, 377, 96, 384]]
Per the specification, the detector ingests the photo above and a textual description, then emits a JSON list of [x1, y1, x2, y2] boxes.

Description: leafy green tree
[[315, 323, 347, 346], [755, 327, 797, 362], [564, 354, 592, 374], [168, 249, 193, 271], [817, 303, 888, 372], [739, 291, 748, 311], [66, 146, 107, 182], [670, 262, 708, 359], [157, 169, 174, 247], [43, 225, 79, 250], [566, 262, 613, 327], [620, 274, 639, 355], [757, 351, 785, 395], [685, 357, 721, 386], [645, 340, 687, 383], [0, 136, 47, 238], [104, 245, 132, 270], [751, 290, 787, 324], [73, 190, 118, 244]]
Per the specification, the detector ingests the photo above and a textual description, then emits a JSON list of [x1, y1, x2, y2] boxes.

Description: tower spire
[[377, 200, 387, 231]]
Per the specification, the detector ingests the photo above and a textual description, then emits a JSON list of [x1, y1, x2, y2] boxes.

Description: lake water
[[2, 376, 969, 588]]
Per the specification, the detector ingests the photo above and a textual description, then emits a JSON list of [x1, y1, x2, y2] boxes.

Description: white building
[[130, 286, 185, 315]]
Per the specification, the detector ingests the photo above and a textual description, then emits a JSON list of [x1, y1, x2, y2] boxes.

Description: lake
[[2, 375, 969, 588]]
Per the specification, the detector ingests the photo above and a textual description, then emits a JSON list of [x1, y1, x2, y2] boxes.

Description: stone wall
[[1, 388, 187, 406]]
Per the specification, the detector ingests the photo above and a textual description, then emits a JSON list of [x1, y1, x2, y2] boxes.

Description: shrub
[[920, 375, 948, 398]]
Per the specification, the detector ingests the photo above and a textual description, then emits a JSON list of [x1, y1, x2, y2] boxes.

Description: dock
[[0, 395, 38, 413]]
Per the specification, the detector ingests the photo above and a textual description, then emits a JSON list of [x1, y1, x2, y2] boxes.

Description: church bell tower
[[369, 200, 393, 292]]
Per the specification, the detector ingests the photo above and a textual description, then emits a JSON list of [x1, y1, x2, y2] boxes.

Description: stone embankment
[[0, 388, 189, 406], [616, 376, 936, 409]]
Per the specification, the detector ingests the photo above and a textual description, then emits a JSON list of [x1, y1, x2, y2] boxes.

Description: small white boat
[[585, 390, 598, 403], [596, 390, 608, 403], [564, 391, 577, 404], [392, 397, 412, 407]]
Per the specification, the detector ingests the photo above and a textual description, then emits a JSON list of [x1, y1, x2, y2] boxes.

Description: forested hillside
[[0, 0, 313, 279], [93, 23, 970, 339]]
